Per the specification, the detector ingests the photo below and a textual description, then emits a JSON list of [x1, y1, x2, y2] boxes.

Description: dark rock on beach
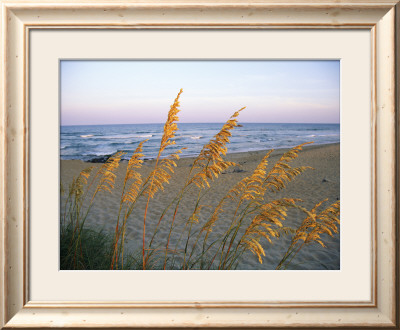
[[87, 155, 112, 163], [87, 154, 128, 163]]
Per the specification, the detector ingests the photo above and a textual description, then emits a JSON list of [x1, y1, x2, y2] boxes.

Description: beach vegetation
[[60, 90, 340, 270]]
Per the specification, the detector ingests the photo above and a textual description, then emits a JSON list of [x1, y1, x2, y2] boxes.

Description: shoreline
[[61, 142, 340, 164]]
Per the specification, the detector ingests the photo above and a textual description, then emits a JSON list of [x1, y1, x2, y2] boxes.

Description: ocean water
[[60, 123, 340, 161]]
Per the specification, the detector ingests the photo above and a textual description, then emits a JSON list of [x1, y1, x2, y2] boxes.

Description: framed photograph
[[1, 0, 398, 328]]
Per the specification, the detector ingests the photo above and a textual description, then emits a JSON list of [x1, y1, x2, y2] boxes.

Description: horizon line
[[61, 122, 340, 127]]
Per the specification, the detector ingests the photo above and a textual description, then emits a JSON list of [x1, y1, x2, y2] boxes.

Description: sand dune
[[60, 143, 340, 270]]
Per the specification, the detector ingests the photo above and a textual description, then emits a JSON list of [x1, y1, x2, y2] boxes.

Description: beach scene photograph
[[60, 60, 340, 271]]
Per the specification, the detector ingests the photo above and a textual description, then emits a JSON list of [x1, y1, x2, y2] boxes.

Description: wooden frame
[[0, 0, 398, 327]]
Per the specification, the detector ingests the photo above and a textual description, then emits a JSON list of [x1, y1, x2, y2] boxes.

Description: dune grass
[[60, 90, 340, 270]]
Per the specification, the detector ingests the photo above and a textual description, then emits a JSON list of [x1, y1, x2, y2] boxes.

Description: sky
[[60, 60, 340, 126]]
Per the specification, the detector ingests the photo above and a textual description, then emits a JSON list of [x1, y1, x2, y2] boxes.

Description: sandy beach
[[60, 142, 340, 270]]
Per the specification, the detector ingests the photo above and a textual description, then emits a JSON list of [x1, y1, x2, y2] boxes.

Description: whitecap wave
[[80, 134, 94, 138], [101, 134, 153, 139], [318, 134, 340, 137], [136, 134, 153, 138]]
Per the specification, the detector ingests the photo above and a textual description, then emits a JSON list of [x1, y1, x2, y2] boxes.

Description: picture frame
[[1, 0, 398, 328]]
